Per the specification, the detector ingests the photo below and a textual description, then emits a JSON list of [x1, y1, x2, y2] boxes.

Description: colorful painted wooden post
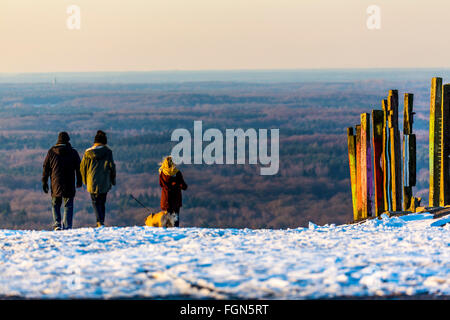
[[372, 110, 384, 216], [430, 77, 443, 207], [440, 84, 450, 206], [388, 90, 402, 211], [356, 124, 362, 220], [382, 99, 391, 212], [403, 93, 416, 211], [360, 113, 372, 218], [347, 127, 358, 221]]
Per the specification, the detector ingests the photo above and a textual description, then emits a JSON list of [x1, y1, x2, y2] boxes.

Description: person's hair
[[94, 130, 107, 145], [57, 131, 70, 144]]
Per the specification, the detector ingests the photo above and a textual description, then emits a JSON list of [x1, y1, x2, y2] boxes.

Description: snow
[[0, 212, 449, 299]]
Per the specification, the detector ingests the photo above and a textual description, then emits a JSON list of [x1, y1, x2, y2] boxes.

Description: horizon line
[[2, 67, 450, 76]]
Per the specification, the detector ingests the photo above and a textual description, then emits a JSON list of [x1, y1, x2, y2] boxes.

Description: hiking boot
[[54, 225, 62, 231], [96, 222, 104, 228]]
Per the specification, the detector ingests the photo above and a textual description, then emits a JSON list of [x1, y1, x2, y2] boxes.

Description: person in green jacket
[[80, 130, 116, 227]]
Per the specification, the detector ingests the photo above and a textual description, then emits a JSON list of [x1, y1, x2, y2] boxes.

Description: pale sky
[[1, 0, 450, 73]]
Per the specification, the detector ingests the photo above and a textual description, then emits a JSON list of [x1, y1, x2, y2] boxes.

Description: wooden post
[[403, 93, 416, 211], [356, 124, 362, 220], [347, 127, 358, 221], [382, 99, 391, 212], [430, 77, 443, 207], [403, 134, 416, 210], [360, 113, 372, 218], [403, 93, 414, 135], [440, 84, 450, 206], [388, 90, 402, 211], [372, 110, 384, 216]]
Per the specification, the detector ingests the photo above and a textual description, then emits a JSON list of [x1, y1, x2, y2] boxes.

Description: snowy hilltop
[[0, 213, 449, 299]]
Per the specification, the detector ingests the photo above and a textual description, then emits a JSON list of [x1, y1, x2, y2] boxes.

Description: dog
[[145, 210, 177, 228]]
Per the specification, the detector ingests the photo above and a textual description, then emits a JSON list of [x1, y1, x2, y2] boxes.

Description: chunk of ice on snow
[[308, 222, 317, 230]]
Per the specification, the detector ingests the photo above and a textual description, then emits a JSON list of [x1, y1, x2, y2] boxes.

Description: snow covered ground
[[0, 213, 449, 299]]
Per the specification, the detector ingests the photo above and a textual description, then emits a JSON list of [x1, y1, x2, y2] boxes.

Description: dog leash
[[130, 194, 155, 215]]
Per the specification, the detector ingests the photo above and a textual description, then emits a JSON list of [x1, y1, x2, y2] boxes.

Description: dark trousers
[[167, 208, 180, 227], [52, 197, 74, 229], [91, 193, 107, 224]]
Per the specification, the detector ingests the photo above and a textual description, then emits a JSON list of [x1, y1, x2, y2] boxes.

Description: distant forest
[[0, 79, 432, 230]]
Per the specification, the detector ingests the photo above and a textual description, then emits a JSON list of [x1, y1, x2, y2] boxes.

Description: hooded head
[[56, 131, 70, 145], [94, 130, 107, 145], [159, 156, 179, 176]]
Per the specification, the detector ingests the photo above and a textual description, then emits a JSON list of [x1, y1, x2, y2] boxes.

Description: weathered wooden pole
[[403, 94, 414, 135], [347, 127, 358, 221], [356, 124, 362, 220], [430, 77, 443, 207], [382, 99, 392, 212], [440, 84, 450, 206], [403, 93, 416, 211], [360, 113, 372, 218], [372, 110, 384, 216], [403, 135, 417, 210], [387, 90, 402, 211]]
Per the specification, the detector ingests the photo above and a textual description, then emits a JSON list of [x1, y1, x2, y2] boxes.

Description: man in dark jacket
[[80, 130, 116, 227], [42, 132, 82, 230]]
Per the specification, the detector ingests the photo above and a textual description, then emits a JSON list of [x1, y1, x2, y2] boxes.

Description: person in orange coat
[[159, 156, 187, 227]]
